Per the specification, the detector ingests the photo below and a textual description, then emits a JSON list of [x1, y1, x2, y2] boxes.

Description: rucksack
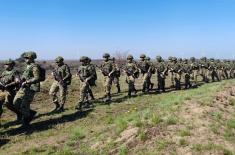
[[38, 65, 46, 82]]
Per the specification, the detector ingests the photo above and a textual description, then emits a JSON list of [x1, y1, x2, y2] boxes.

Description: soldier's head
[[145, 56, 151, 61], [103, 53, 110, 62], [156, 55, 162, 62], [216, 59, 221, 63], [55, 56, 64, 66], [183, 58, 188, 64], [168, 56, 173, 62], [200, 57, 207, 62], [127, 55, 134, 62], [140, 54, 146, 61], [23, 51, 37, 64], [210, 58, 215, 62], [4, 59, 15, 71], [178, 58, 183, 62], [80, 56, 88, 65], [190, 57, 196, 62], [172, 57, 177, 63]]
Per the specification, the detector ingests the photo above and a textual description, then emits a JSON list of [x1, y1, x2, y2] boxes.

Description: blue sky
[[0, 0, 235, 60]]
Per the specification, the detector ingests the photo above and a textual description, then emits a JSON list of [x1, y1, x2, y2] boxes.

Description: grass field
[[0, 71, 235, 155]]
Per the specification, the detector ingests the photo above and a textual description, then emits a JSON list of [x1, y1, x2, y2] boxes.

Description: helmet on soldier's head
[[127, 55, 134, 60], [190, 57, 195, 61], [172, 57, 177, 61], [4, 59, 15, 66], [178, 58, 183, 62], [156, 55, 162, 60], [183, 58, 188, 62], [168, 56, 173, 61], [145, 57, 150, 61], [140, 54, 146, 58], [23, 51, 37, 59], [210, 58, 215, 62], [80, 56, 88, 62], [103, 53, 110, 58], [55, 56, 64, 63]]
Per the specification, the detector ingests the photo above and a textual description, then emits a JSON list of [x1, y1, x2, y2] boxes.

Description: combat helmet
[[23, 51, 37, 59], [55, 56, 64, 63], [4, 59, 15, 66], [103, 53, 110, 58], [140, 54, 146, 58], [127, 55, 134, 60]]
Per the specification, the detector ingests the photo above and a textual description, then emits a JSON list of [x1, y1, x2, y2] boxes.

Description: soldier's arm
[[63, 65, 71, 81], [27, 66, 40, 84]]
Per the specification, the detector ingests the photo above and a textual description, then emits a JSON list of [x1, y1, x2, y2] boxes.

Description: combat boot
[[58, 104, 64, 112], [52, 101, 60, 111], [75, 102, 82, 111]]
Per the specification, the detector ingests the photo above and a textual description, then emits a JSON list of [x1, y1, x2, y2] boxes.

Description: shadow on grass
[[1, 108, 93, 140]]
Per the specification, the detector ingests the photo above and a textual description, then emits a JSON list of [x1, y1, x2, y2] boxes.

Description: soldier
[[208, 58, 220, 82], [199, 57, 209, 83], [100, 53, 116, 102], [0, 59, 21, 122], [49, 56, 71, 112], [123, 55, 139, 97], [112, 57, 121, 93], [145, 57, 155, 90], [155, 56, 168, 92], [86, 57, 96, 100], [138, 54, 151, 93], [167, 56, 175, 88], [169, 57, 182, 90], [182, 59, 192, 89], [76, 56, 95, 110], [13, 52, 41, 127], [190, 57, 199, 87]]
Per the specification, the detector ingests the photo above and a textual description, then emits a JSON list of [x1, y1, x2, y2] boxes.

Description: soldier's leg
[[4, 91, 21, 120], [104, 76, 112, 101], [88, 86, 95, 100], [58, 84, 67, 111], [113, 77, 121, 93], [76, 81, 87, 110], [49, 81, 60, 110], [0, 92, 6, 118]]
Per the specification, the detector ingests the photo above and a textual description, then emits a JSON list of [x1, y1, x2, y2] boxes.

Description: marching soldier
[[100, 53, 116, 102], [208, 58, 220, 82], [145, 57, 155, 90], [0, 59, 21, 122], [112, 57, 121, 93], [86, 57, 96, 100], [76, 56, 95, 110], [155, 56, 168, 92], [167, 56, 175, 88], [49, 56, 71, 112], [182, 59, 192, 89], [190, 57, 199, 87], [13, 52, 41, 127], [123, 55, 139, 97], [169, 57, 182, 90], [199, 57, 209, 83], [138, 54, 151, 93]]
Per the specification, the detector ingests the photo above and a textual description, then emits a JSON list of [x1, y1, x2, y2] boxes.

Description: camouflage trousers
[[173, 73, 181, 90], [191, 70, 199, 85], [157, 74, 165, 92], [0, 90, 18, 117], [79, 81, 90, 103], [208, 70, 220, 82], [199, 68, 209, 82], [103, 76, 113, 96], [49, 81, 67, 105], [184, 73, 191, 89], [113, 76, 121, 92], [126, 75, 136, 96], [142, 73, 151, 92], [13, 87, 35, 119], [169, 72, 174, 87]]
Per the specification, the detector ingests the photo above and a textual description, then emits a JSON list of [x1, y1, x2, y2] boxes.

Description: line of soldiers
[[1, 52, 235, 128]]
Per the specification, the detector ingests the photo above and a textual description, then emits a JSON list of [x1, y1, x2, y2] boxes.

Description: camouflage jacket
[[54, 64, 71, 82], [100, 60, 115, 76], [0, 69, 20, 91], [124, 62, 139, 77], [138, 60, 150, 74]]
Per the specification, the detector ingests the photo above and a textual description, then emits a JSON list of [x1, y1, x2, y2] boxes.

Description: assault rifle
[[52, 70, 65, 86]]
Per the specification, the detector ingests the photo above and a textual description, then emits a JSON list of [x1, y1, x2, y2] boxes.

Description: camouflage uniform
[[13, 52, 40, 126], [167, 56, 175, 88], [112, 57, 121, 93], [124, 55, 139, 97], [76, 56, 95, 110], [208, 58, 220, 82], [145, 57, 155, 90], [199, 57, 209, 83], [182, 59, 192, 89], [138, 54, 151, 92], [100, 53, 115, 102], [190, 57, 199, 86], [169, 57, 182, 90], [0, 59, 21, 120], [155, 56, 168, 92], [49, 56, 71, 111], [86, 57, 96, 100]]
